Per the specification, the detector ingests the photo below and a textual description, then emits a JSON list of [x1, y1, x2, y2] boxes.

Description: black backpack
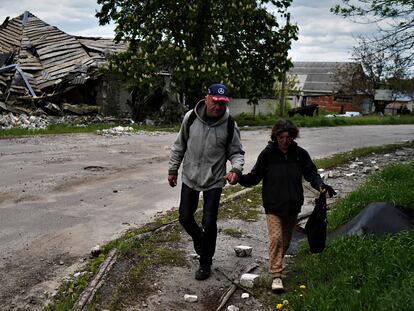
[[186, 109, 235, 155]]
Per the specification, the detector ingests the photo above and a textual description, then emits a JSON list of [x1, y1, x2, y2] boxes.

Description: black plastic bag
[[305, 192, 327, 253]]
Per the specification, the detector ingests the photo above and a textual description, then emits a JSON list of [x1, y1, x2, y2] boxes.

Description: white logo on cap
[[218, 88, 225, 94]]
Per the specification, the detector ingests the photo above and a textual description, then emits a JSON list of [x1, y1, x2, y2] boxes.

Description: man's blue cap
[[207, 83, 230, 103]]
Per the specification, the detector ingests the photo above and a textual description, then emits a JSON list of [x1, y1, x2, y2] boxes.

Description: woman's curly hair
[[271, 119, 299, 141]]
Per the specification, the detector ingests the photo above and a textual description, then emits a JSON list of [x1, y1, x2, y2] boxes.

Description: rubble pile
[[0, 112, 49, 129], [0, 112, 135, 130], [318, 148, 414, 183]]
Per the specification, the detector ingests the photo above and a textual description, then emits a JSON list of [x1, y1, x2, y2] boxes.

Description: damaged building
[[0, 11, 132, 117], [289, 62, 371, 114]]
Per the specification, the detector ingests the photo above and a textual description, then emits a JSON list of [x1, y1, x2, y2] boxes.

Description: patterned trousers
[[266, 213, 298, 278]]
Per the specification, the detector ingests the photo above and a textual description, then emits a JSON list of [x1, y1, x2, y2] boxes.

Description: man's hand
[[168, 174, 178, 187], [224, 172, 239, 185]]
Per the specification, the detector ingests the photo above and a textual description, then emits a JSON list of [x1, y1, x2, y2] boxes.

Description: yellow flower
[[276, 303, 284, 309], [299, 284, 306, 289]]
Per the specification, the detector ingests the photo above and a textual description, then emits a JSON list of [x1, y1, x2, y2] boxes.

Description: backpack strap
[[225, 115, 235, 157], [186, 109, 197, 138], [186, 109, 235, 157]]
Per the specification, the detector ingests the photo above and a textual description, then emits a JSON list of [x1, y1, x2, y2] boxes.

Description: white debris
[[96, 126, 134, 136], [362, 167, 372, 174], [188, 253, 200, 260], [234, 245, 253, 257], [349, 163, 358, 169], [241, 293, 250, 299], [184, 294, 198, 303], [227, 305, 240, 311], [73, 271, 86, 278], [240, 273, 259, 288]]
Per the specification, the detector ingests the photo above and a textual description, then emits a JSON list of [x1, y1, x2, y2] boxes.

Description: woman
[[238, 119, 333, 291]]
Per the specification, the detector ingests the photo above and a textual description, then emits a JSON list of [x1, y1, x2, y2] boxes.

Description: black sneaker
[[195, 266, 211, 280]]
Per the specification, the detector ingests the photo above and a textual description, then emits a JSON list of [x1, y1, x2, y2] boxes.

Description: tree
[[273, 73, 300, 116], [96, 0, 297, 120], [333, 62, 367, 96], [332, 0, 414, 70], [334, 36, 410, 112]]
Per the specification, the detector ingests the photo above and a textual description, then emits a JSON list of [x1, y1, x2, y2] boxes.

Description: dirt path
[[0, 125, 413, 310]]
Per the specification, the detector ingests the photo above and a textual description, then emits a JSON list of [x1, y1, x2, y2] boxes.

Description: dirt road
[[0, 124, 413, 309]]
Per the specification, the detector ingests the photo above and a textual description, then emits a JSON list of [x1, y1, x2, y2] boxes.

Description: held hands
[[168, 174, 178, 187], [224, 172, 239, 185]]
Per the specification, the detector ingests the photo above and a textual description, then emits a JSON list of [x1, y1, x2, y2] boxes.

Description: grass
[[1, 113, 413, 138], [234, 113, 414, 128], [254, 160, 414, 311], [222, 227, 244, 238], [219, 185, 262, 222], [43, 254, 106, 311], [278, 231, 414, 311], [0, 123, 178, 138]]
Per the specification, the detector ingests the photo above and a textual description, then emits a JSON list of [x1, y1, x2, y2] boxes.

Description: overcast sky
[[0, 0, 380, 63]]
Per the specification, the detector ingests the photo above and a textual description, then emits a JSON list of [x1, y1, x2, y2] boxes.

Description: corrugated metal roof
[[290, 61, 360, 95]]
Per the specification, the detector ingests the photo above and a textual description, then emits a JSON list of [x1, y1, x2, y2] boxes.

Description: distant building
[[0, 11, 131, 117], [384, 93, 413, 115], [288, 61, 370, 113]]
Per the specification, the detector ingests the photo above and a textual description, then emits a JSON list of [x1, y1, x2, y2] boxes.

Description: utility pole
[[279, 13, 290, 117]]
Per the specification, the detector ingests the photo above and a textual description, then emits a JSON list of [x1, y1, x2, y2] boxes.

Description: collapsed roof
[[0, 11, 127, 101]]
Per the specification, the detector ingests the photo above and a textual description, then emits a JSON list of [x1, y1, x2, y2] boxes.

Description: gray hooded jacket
[[168, 100, 245, 191]]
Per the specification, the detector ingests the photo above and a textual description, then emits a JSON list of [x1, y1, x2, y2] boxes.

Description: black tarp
[[330, 202, 414, 238]]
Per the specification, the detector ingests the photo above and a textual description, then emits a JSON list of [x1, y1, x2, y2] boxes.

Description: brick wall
[[307, 95, 364, 113]]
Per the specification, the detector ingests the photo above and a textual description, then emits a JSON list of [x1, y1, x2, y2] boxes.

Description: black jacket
[[239, 141, 323, 216]]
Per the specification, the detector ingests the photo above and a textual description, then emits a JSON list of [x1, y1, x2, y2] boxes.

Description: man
[[168, 83, 245, 280]]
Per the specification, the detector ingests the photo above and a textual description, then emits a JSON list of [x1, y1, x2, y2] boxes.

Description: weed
[[222, 227, 244, 238], [219, 186, 262, 222]]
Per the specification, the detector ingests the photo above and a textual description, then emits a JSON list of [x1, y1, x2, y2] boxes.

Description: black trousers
[[179, 183, 222, 267]]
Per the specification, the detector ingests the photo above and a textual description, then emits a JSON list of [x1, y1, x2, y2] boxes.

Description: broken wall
[[96, 74, 132, 118]]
